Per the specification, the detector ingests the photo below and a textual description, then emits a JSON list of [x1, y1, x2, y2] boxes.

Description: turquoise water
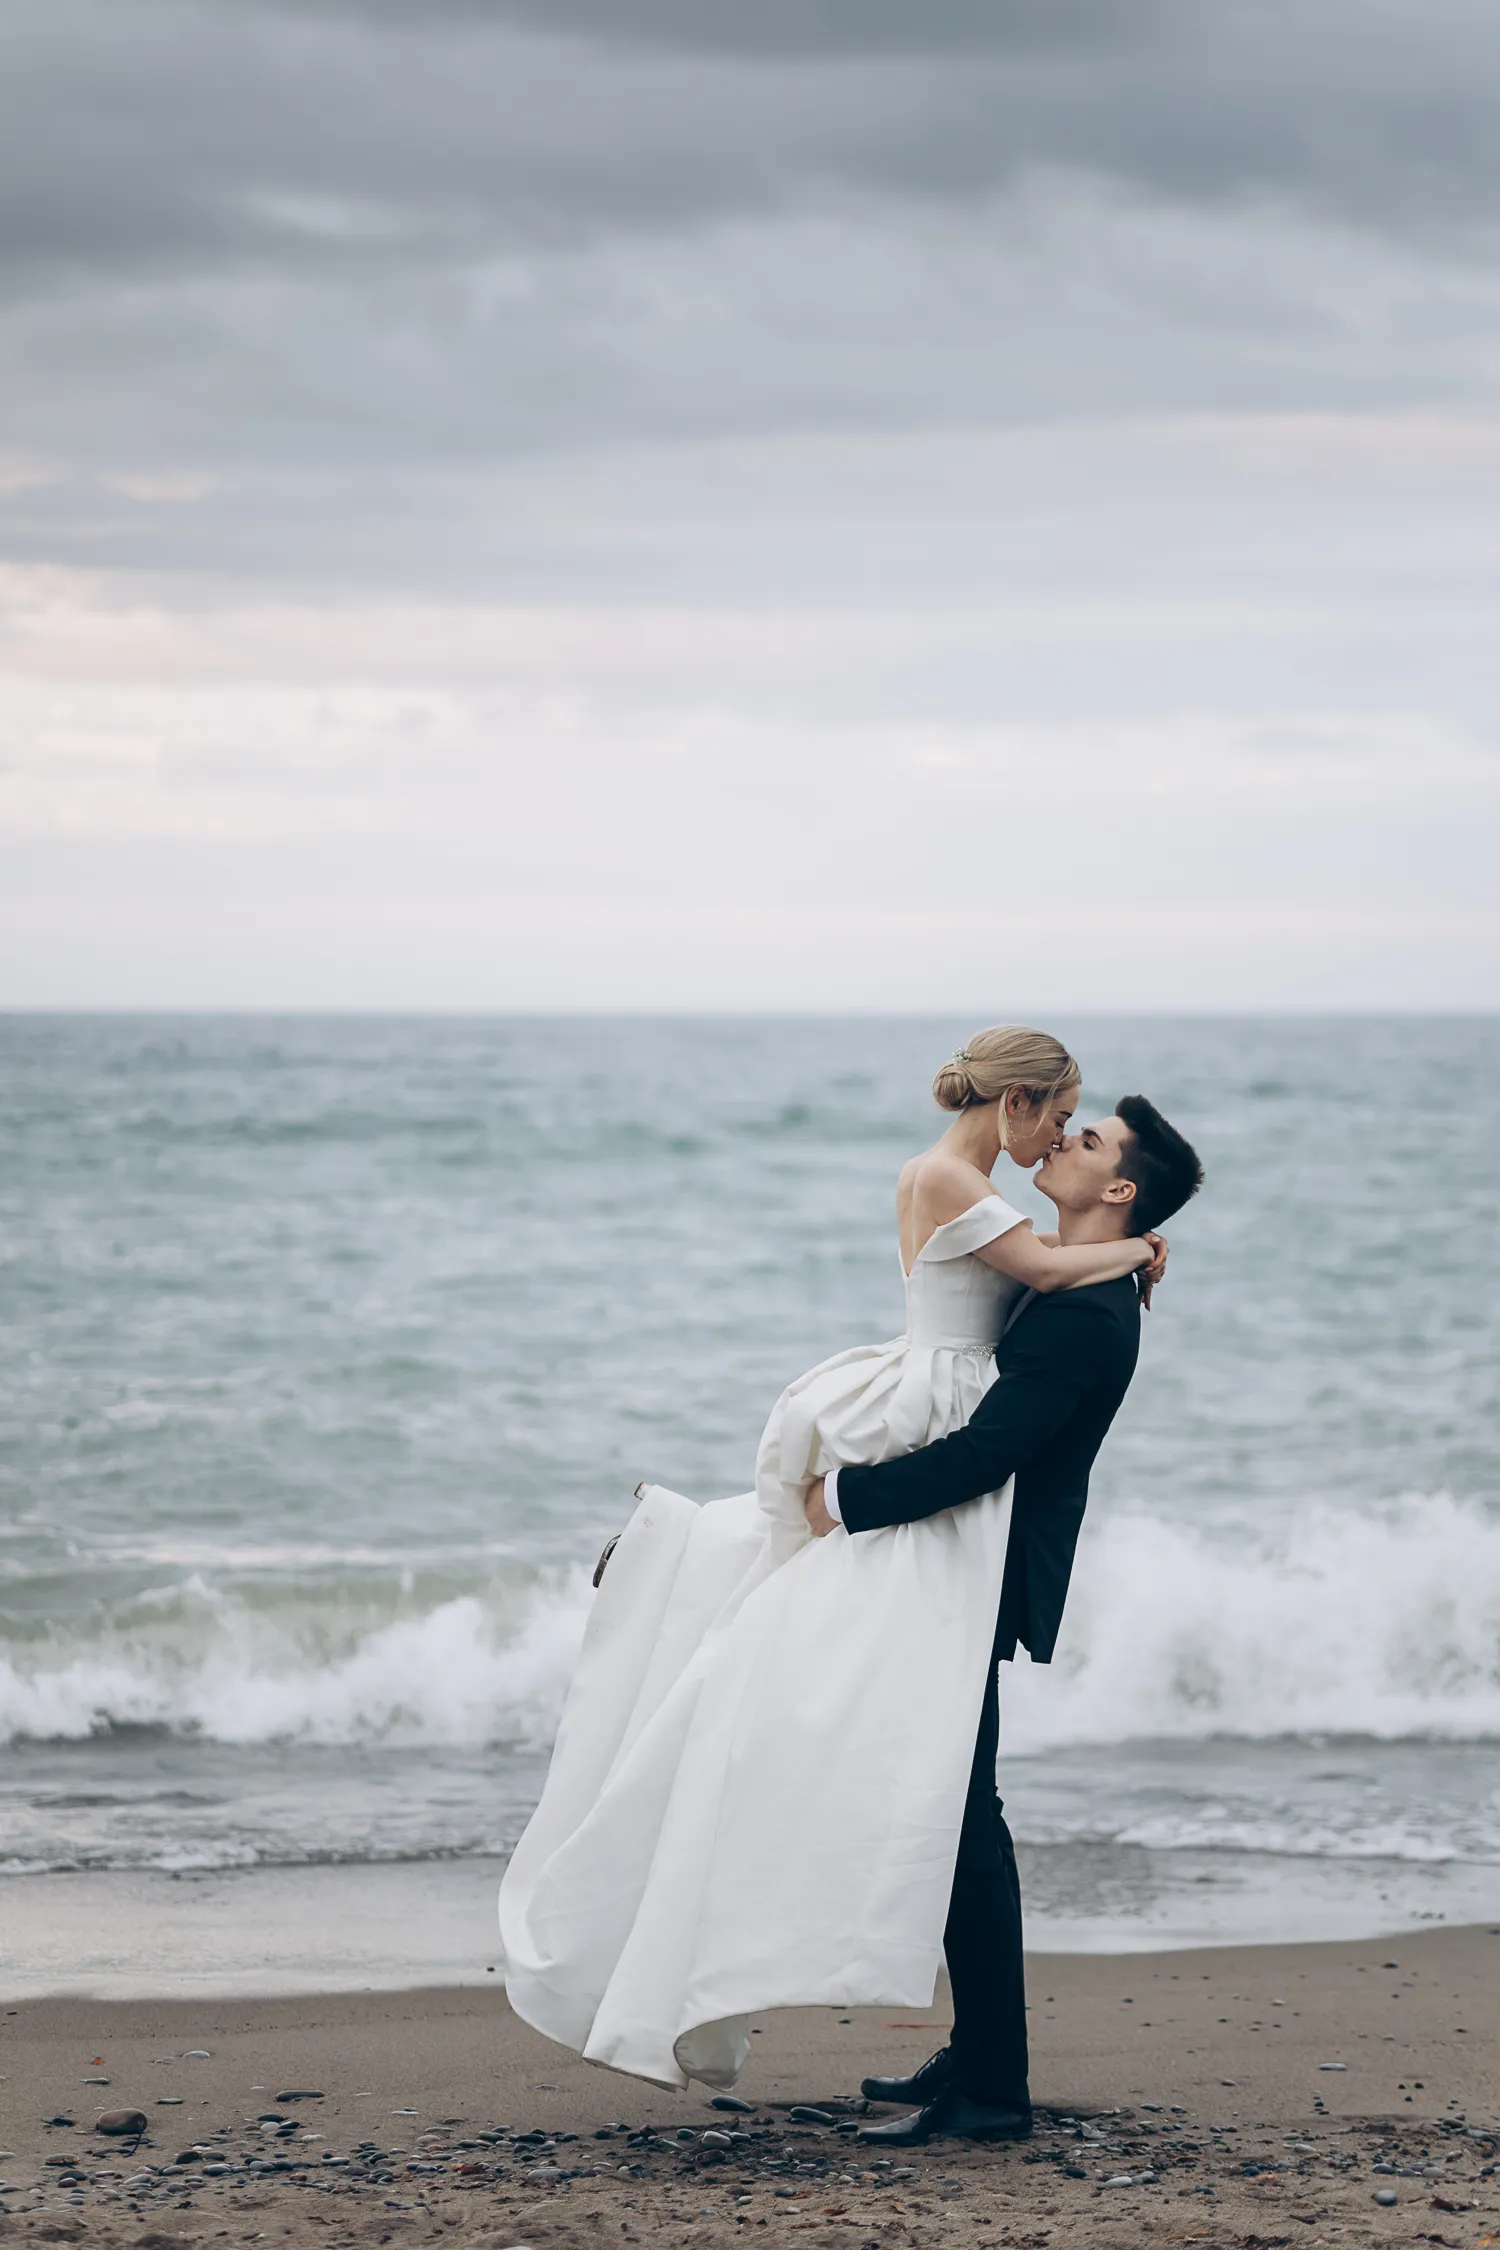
[[2, 1014, 1498, 1946]]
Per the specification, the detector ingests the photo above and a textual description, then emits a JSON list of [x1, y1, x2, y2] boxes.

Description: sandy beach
[[2, 1924, 1495, 2248]]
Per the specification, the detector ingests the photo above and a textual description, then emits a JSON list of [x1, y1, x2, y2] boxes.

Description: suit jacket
[[833, 1275, 1141, 1663]]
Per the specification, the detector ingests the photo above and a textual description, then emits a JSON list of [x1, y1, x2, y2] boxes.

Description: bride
[[498, 1026, 1163, 2090]]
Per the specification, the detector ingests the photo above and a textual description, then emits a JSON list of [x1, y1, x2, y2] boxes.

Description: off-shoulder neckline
[[901, 1192, 1016, 1280]]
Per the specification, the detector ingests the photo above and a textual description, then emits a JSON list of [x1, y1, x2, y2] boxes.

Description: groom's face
[[1036, 1115, 1138, 1218]]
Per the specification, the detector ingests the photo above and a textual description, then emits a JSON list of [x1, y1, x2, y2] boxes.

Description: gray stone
[[96, 2111, 148, 2137]]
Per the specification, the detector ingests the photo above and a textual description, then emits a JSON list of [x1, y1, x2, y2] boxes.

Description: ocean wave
[[1107, 1812, 1499, 1864], [1001, 1490, 1500, 1751], [2, 1491, 1497, 1753], [0, 1838, 505, 1879], [0, 1570, 593, 1750]]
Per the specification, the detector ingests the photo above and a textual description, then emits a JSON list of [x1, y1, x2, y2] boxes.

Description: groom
[[803, 1095, 1203, 2146]]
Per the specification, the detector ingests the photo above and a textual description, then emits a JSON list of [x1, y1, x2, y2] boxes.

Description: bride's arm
[[1028, 1227, 1170, 1304], [975, 1221, 1159, 1294], [911, 1157, 1164, 1296]]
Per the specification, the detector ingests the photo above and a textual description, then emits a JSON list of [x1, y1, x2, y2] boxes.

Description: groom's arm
[[830, 1295, 1111, 1535]]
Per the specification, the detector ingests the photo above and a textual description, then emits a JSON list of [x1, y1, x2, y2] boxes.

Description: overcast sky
[[3, 0, 1498, 1009]]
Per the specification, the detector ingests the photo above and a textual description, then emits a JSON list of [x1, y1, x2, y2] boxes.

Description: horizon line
[[3, 1004, 1497, 1023]]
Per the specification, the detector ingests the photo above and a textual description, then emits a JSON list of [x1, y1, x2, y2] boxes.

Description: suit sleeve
[[834, 1293, 1110, 1535]]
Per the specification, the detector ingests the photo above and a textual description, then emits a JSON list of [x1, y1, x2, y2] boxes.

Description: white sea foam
[[1110, 1810, 1493, 1862], [3, 1492, 1497, 1754], [0, 1568, 594, 1750], [1001, 1489, 1500, 1752]]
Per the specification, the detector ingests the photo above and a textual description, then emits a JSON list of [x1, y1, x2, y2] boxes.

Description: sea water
[[2, 1013, 1497, 1988]]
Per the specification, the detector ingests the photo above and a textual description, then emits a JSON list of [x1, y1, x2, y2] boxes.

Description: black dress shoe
[[857, 2087, 1033, 2146], [860, 2046, 952, 2107]]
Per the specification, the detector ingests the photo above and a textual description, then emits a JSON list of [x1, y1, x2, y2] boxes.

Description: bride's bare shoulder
[[899, 1148, 993, 1221]]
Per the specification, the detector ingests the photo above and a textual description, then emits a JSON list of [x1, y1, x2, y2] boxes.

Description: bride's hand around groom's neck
[[1138, 1230, 1168, 1310]]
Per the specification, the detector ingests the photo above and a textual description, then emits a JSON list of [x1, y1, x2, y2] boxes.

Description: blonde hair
[[932, 1025, 1080, 1142]]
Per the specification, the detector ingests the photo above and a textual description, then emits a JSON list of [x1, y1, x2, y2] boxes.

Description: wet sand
[[1, 1924, 1496, 2247]]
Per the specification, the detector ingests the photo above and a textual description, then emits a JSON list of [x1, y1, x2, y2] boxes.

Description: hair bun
[[932, 1056, 976, 1112], [930, 1026, 1079, 1117]]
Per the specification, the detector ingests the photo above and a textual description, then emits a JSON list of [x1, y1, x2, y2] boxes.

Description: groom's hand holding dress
[[802, 1477, 837, 1537]]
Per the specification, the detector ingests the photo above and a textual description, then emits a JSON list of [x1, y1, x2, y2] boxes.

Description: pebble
[[96, 2112, 147, 2137], [276, 2089, 324, 2102], [1319, 2062, 1349, 2071], [1374, 2186, 1399, 2205], [182, 2049, 211, 2059], [42, 2116, 76, 2129], [701, 2130, 733, 2148], [788, 2106, 836, 2125], [710, 2095, 754, 2113], [1103, 2173, 1136, 2188]]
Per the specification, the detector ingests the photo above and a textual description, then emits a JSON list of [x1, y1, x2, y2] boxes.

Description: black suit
[[834, 1274, 1141, 2107]]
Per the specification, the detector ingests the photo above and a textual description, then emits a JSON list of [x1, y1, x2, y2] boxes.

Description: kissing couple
[[499, 1026, 1203, 2145]]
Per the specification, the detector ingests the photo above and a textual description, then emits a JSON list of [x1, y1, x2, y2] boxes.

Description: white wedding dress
[[498, 1195, 1028, 2089]]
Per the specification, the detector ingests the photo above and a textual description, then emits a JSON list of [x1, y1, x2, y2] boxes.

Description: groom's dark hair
[[1114, 1096, 1204, 1233]]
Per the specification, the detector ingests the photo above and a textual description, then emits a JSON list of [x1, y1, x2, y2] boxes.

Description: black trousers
[[942, 1661, 1029, 2109]]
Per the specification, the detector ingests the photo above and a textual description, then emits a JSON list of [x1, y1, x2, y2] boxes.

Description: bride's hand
[[1138, 1231, 1168, 1310], [804, 1477, 837, 1539]]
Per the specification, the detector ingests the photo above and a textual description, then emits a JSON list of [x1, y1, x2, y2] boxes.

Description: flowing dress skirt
[[498, 1332, 1014, 2089]]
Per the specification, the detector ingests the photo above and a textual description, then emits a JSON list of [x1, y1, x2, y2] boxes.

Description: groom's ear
[[1100, 1174, 1137, 1211]]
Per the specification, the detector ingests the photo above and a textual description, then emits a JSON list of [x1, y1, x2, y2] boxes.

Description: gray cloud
[[7, 0, 1500, 289], [289, 0, 1155, 60], [2, 1, 1497, 1010], [4, 0, 1500, 595]]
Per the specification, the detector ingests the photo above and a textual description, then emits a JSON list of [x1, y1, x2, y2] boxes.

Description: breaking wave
[[3, 1492, 1497, 1754], [1002, 1489, 1500, 1752], [0, 1568, 593, 1750]]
